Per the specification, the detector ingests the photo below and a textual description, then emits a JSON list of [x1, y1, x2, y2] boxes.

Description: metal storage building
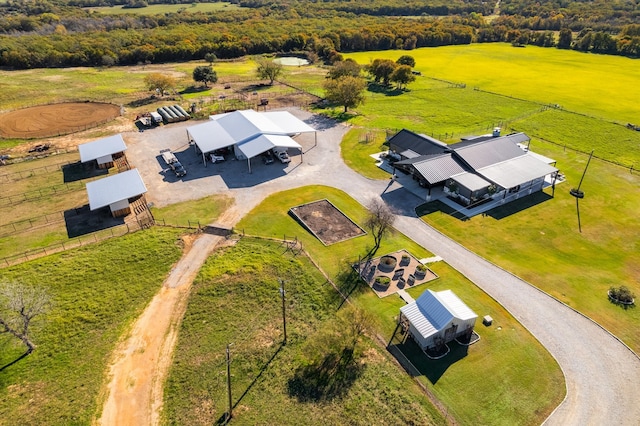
[[85, 169, 147, 217], [400, 289, 477, 351], [78, 134, 127, 169]]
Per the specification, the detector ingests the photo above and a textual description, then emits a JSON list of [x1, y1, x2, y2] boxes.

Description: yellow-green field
[[86, 2, 242, 15], [345, 43, 640, 124]]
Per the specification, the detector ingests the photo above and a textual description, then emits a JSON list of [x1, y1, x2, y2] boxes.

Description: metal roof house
[[78, 134, 127, 169], [400, 289, 477, 352], [391, 129, 558, 206], [85, 169, 147, 217], [185, 109, 316, 172]]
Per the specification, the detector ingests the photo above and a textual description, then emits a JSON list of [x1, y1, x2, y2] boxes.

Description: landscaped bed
[[289, 199, 366, 245], [354, 249, 439, 298]]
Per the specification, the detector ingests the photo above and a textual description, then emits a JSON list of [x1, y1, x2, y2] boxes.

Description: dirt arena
[[0, 102, 121, 139]]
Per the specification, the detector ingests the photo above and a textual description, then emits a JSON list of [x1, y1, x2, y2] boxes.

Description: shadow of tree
[[287, 347, 366, 402], [366, 83, 404, 96]]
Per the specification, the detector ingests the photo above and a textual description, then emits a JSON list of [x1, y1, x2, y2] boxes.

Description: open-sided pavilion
[[186, 109, 316, 172]]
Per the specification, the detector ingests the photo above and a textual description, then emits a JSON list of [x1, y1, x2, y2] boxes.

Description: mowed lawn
[[0, 228, 184, 425], [234, 185, 564, 426], [417, 139, 640, 352]]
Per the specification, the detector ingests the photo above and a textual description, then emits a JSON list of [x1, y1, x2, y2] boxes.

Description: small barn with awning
[[399, 289, 477, 352], [85, 169, 147, 217], [186, 109, 316, 172], [78, 134, 127, 169]]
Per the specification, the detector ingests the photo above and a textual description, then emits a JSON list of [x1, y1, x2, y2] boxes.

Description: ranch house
[[389, 129, 558, 206]]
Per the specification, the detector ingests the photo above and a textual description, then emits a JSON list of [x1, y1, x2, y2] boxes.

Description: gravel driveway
[[122, 108, 640, 425]]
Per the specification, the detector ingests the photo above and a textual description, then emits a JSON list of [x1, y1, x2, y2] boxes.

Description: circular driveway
[[123, 109, 640, 425]]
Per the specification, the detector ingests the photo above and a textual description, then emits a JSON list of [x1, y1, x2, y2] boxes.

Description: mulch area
[[0, 102, 121, 139], [354, 249, 439, 298], [289, 199, 366, 245]]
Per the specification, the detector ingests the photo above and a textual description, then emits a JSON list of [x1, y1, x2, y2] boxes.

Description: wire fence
[[0, 181, 86, 206], [0, 148, 79, 175], [0, 222, 136, 268]]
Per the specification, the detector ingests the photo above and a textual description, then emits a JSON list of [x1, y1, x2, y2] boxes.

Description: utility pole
[[226, 343, 233, 424], [279, 279, 287, 345]]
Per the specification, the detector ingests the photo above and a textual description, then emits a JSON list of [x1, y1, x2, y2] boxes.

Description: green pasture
[[87, 2, 241, 16], [417, 140, 640, 352], [345, 43, 640, 124], [235, 185, 564, 425], [0, 228, 184, 425], [163, 237, 445, 425], [150, 194, 233, 227]]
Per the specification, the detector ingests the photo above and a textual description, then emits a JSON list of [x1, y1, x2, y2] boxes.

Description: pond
[[273, 57, 310, 66]]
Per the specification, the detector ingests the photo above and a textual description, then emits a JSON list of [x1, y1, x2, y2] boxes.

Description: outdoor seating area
[[354, 249, 438, 298]]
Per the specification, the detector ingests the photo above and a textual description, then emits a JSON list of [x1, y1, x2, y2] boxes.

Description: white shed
[[400, 289, 477, 351], [78, 134, 127, 169], [85, 169, 147, 217]]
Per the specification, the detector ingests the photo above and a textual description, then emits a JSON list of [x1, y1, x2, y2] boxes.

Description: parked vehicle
[[262, 151, 274, 164], [272, 148, 290, 163], [160, 148, 187, 177], [210, 153, 225, 163]]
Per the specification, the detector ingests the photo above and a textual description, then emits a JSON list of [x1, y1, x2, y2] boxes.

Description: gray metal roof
[[388, 129, 448, 156], [453, 133, 529, 169], [412, 154, 468, 184], [79, 134, 127, 163], [400, 289, 477, 340], [86, 169, 147, 210], [477, 154, 558, 189], [451, 172, 492, 191]]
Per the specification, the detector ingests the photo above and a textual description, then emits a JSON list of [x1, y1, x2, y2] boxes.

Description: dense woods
[[0, 0, 638, 69]]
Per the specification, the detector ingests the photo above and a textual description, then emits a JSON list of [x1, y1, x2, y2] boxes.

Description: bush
[[608, 286, 635, 304], [375, 276, 391, 286]]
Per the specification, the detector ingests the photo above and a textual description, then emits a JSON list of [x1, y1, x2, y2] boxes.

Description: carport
[[185, 109, 315, 172]]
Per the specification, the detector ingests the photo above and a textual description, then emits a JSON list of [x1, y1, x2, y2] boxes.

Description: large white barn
[[186, 109, 316, 172], [400, 289, 477, 351]]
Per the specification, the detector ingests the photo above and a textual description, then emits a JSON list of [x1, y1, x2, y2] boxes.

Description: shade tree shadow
[[287, 346, 366, 402]]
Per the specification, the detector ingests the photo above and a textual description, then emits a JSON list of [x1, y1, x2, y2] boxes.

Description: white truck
[[272, 147, 291, 163], [160, 149, 186, 177]]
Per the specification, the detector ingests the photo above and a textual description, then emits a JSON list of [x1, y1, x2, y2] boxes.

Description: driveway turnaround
[[123, 109, 640, 425]]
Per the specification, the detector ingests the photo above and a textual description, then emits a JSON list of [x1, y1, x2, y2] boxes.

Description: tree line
[[0, 1, 638, 69]]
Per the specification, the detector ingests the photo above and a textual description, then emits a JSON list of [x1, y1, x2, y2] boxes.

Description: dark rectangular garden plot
[[289, 199, 366, 245]]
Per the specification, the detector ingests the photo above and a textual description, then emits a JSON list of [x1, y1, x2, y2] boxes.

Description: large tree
[[327, 58, 361, 80], [367, 58, 397, 86], [0, 282, 51, 357], [144, 73, 176, 96], [256, 59, 283, 85], [193, 65, 217, 87], [390, 65, 416, 90], [323, 75, 366, 113], [396, 55, 416, 67], [557, 28, 573, 49], [364, 199, 395, 253]]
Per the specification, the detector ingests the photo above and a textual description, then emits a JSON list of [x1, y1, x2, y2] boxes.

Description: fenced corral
[[0, 102, 121, 139]]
